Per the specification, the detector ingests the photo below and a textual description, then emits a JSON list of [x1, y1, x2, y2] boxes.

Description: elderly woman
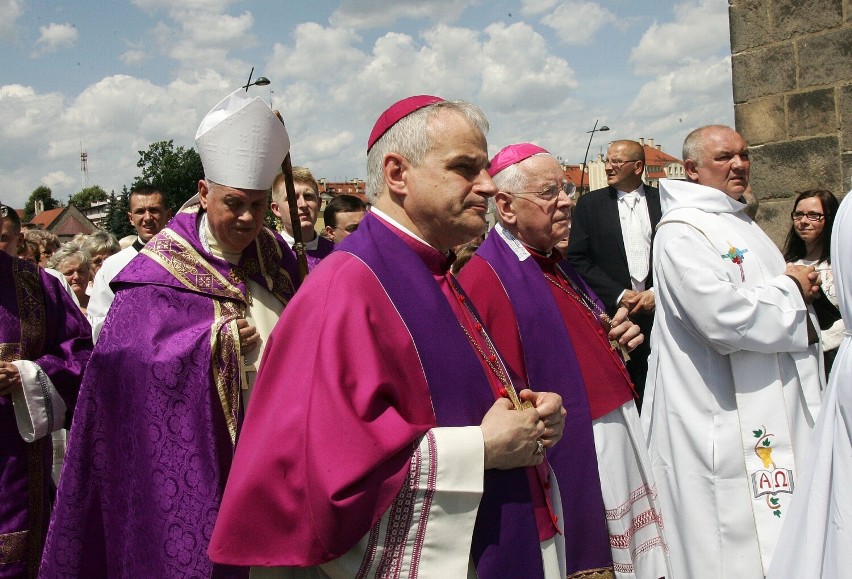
[[47, 243, 92, 314], [25, 229, 61, 267], [80, 231, 120, 276], [783, 189, 843, 375]]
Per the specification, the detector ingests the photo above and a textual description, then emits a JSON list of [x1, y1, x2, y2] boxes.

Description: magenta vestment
[[38, 207, 298, 579], [0, 253, 92, 579], [209, 213, 553, 578]]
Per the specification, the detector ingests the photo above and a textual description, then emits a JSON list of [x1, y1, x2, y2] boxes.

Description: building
[[80, 199, 109, 228], [568, 138, 685, 194], [27, 205, 98, 241], [729, 0, 850, 244]]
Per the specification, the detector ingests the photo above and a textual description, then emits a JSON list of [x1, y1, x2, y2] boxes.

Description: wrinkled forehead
[[704, 128, 747, 154], [521, 155, 565, 186]]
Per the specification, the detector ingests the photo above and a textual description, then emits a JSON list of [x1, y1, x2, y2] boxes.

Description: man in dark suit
[[566, 139, 661, 407]]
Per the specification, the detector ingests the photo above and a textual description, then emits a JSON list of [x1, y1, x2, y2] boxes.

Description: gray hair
[[365, 100, 490, 203], [80, 230, 120, 257], [47, 242, 90, 271], [682, 124, 734, 166]]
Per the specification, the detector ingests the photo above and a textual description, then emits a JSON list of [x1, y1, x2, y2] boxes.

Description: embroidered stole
[[658, 214, 801, 571]]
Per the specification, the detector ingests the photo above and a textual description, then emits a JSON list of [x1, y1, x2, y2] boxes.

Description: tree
[[132, 140, 204, 211], [103, 188, 134, 239], [24, 186, 60, 221], [69, 185, 109, 209]]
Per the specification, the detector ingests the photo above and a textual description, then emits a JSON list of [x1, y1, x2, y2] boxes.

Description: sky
[[0, 0, 735, 208]]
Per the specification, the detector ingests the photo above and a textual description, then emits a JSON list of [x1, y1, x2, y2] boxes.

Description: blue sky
[[0, 0, 734, 207]]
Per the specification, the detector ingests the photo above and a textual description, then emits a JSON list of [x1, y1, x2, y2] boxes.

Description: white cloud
[[521, 0, 559, 16], [31, 23, 78, 57], [120, 49, 147, 65], [0, 0, 24, 42], [630, 0, 729, 76], [330, 0, 472, 29], [42, 171, 76, 191], [542, 2, 618, 45]]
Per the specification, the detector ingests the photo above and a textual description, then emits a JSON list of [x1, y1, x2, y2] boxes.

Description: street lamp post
[[242, 67, 270, 92], [578, 120, 610, 195]]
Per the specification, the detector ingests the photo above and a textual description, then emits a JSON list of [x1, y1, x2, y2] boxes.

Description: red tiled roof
[[563, 165, 584, 186], [644, 145, 681, 165], [28, 207, 64, 228]]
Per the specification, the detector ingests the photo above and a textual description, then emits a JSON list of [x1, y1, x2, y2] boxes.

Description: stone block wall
[[729, 0, 851, 245]]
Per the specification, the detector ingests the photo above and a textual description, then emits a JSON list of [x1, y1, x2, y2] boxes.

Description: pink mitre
[[488, 143, 550, 177], [367, 95, 445, 152]]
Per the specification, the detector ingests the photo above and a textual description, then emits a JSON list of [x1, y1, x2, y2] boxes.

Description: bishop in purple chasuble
[[38, 206, 298, 579]]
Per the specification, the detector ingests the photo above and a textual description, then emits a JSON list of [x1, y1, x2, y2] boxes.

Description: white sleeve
[[659, 230, 809, 356], [251, 426, 485, 579], [10, 360, 68, 443], [86, 265, 115, 342]]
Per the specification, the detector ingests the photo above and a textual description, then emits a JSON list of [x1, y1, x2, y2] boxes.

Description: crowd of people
[[1, 88, 849, 579]]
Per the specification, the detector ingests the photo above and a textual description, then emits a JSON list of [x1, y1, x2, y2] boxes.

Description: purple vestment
[[461, 232, 615, 576], [39, 206, 298, 579], [287, 234, 334, 272], [0, 253, 92, 579], [210, 214, 547, 578]]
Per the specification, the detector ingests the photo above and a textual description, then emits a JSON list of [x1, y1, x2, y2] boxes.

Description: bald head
[[605, 140, 645, 192], [682, 125, 750, 200]]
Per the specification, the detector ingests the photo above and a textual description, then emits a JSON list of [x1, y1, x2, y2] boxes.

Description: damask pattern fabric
[[0, 253, 91, 579], [39, 207, 298, 579]]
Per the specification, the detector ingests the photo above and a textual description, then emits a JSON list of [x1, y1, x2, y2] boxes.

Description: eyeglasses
[[334, 224, 359, 233], [604, 159, 640, 169], [510, 182, 577, 202], [791, 211, 824, 222]]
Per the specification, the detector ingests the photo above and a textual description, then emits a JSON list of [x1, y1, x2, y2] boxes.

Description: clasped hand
[[481, 389, 566, 470]]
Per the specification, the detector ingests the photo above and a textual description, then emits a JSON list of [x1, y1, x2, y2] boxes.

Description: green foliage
[[103, 187, 134, 239], [69, 185, 109, 209], [132, 140, 204, 211], [24, 186, 60, 221]]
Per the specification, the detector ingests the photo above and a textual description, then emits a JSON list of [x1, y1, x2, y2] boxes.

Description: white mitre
[[195, 88, 290, 190]]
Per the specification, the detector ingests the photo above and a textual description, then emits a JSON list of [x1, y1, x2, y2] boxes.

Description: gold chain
[[449, 276, 532, 410], [543, 269, 630, 362]]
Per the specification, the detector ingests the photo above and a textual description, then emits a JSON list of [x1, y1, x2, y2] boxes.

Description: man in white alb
[[641, 125, 823, 578]]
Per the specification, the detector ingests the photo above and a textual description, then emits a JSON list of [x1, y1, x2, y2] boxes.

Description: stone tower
[[729, 0, 851, 243]]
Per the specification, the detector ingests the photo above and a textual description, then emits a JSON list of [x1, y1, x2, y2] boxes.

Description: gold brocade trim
[[211, 300, 243, 444], [141, 229, 245, 303], [254, 228, 295, 306], [11, 258, 46, 361], [0, 343, 16, 362], [0, 531, 27, 565], [567, 567, 615, 579]]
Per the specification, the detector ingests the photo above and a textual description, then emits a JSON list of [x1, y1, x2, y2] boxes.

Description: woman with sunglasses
[[783, 188, 843, 375]]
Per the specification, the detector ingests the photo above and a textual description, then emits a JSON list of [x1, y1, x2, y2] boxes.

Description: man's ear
[[383, 153, 409, 198], [684, 159, 699, 181], [198, 180, 210, 209], [270, 201, 282, 218], [324, 225, 335, 242], [494, 191, 517, 226], [633, 160, 645, 177]]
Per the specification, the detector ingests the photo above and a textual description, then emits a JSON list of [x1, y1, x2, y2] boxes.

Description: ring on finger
[[534, 439, 544, 455]]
